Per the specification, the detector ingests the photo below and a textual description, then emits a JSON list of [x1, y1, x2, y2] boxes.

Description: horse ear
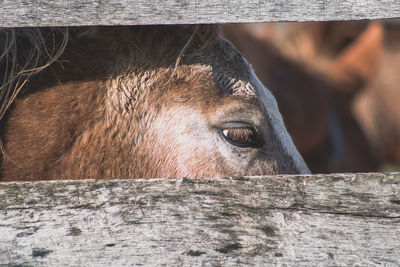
[[329, 22, 384, 93]]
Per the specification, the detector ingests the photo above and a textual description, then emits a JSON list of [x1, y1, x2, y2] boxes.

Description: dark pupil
[[225, 128, 254, 144]]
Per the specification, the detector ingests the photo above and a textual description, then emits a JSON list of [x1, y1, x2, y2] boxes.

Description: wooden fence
[[1, 173, 400, 265], [1, 0, 400, 27], [1, 0, 400, 265]]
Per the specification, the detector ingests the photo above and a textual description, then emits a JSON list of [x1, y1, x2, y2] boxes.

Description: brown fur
[[0, 25, 307, 181], [354, 25, 400, 164]]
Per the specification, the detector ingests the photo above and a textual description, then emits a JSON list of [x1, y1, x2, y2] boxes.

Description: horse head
[[0, 25, 309, 180]]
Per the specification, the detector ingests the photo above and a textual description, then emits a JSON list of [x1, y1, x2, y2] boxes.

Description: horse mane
[[0, 28, 68, 159], [0, 27, 69, 120]]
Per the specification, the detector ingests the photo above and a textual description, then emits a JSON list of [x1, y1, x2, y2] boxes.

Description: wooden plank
[[1, 173, 400, 265], [1, 0, 400, 28]]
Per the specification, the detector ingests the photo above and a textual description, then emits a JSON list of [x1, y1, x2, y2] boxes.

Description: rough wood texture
[[1, 0, 400, 27], [1, 173, 400, 265]]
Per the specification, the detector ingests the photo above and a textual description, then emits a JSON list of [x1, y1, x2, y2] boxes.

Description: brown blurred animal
[[222, 22, 384, 173], [0, 25, 309, 181], [353, 23, 400, 166]]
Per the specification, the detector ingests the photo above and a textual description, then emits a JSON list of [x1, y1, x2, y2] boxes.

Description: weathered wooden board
[[1, 0, 400, 28], [1, 173, 400, 265]]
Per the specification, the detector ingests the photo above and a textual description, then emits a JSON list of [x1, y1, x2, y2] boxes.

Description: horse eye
[[221, 127, 261, 148]]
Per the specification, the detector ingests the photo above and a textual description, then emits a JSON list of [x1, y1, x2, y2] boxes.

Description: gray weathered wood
[[1, 0, 400, 28], [1, 173, 400, 265]]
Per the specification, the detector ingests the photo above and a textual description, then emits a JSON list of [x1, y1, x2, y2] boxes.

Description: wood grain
[[1, 0, 400, 27], [1, 173, 400, 265]]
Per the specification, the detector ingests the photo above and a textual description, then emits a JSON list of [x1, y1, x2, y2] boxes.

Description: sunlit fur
[[0, 25, 309, 181]]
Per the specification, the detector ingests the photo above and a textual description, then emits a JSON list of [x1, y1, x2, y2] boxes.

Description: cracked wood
[[1, 0, 400, 28], [1, 173, 400, 265]]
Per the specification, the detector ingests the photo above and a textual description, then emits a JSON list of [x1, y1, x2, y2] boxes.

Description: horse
[[353, 21, 400, 166], [268, 20, 400, 172], [0, 25, 309, 181]]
